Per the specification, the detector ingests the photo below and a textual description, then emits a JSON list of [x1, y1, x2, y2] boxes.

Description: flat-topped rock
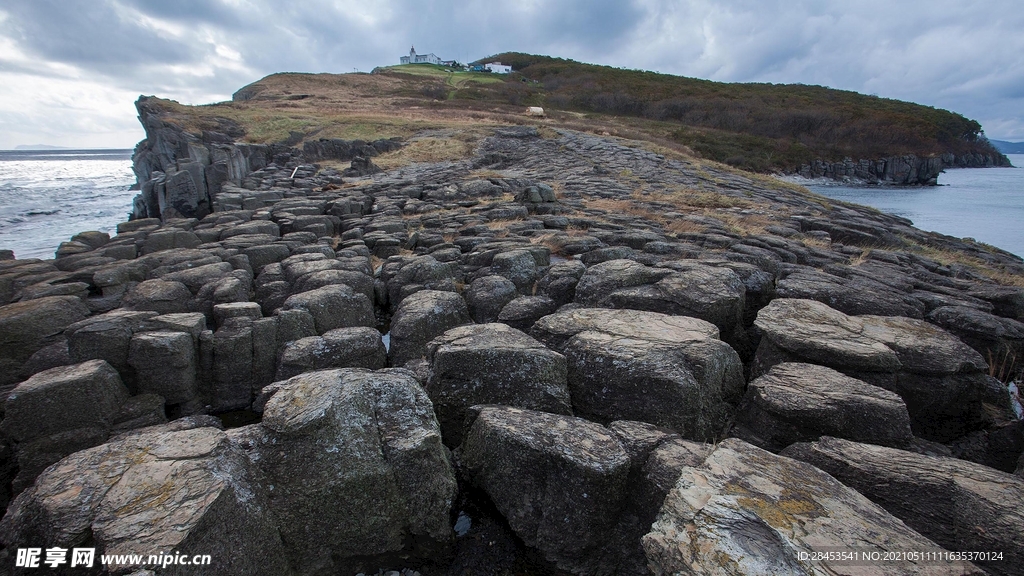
[[388, 289, 470, 367], [425, 323, 571, 446], [0, 295, 90, 387], [460, 405, 631, 575], [784, 436, 1024, 576], [753, 298, 900, 372], [0, 427, 288, 575], [275, 326, 386, 379], [753, 298, 1003, 441], [643, 438, 982, 576], [533, 307, 743, 440], [532, 307, 720, 350], [231, 368, 456, 574], [281, 284, 374, 334], [733, 362, 913, 451]]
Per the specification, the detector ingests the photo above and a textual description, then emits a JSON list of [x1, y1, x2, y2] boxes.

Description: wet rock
[[784, 436, 1024, 576], [425, 324, 571, 446], [644, 438, 981, 576], [275, 326, 386, 380], [460, 406, 630, 575], [0, 427, 288, 576], [733, 362, 913, 451], [230, 368, 456, 574], [388, 290, 471, 367]]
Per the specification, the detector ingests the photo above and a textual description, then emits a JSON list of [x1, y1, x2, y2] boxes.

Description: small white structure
[[484, 62, 512, 74], [526, 107, 545, 117], [400, 46, 441, 65]]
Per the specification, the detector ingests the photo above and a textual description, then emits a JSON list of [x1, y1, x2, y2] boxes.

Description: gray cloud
[[1, 0, 1023, 148]]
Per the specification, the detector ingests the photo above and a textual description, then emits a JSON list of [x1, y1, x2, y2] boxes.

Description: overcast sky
[[2, 0, 1023, 149]]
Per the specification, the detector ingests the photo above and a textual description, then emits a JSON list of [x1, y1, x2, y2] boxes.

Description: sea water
[[805, 154, 1024, 258], [2, 149, 1022, 261], [0, 149, 136, 260]]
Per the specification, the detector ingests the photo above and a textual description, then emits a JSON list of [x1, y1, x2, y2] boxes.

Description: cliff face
[[795, 152, 1011, 185], [131, 96, 279, 220], [129, 97, 405, 220]]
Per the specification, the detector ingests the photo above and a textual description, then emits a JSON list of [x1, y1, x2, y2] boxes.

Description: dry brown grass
[[664, 219, 709, 235], [901, 239, 1024, 287], [798, 235, 832, 249], [373, 136, 476, 169]]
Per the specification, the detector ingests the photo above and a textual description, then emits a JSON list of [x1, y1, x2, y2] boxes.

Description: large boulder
[[490, 249, 539, 293], [464, 275, 518, 324], [0, 296, 90, 388], [460, 406, 631, 574], [777, 268, 926, 318], [275, 327, 386, 380], [575, 260, 746, 337], [425, 323, 571, 446], [65, 309, 159, 387], [733, 362, 914, 451], [533, 308, 744, 440], [927, 305, 1024, 379], [388, 290, 471, 367], [643, 438, 982, 576], [1, 359, 130, 494], [784, 436, 1024, 576], [383, 255, 459, 307], [0, 427, 288, 576], [281, 284, 374, 334], [127, 330, 199, 406], [230, 368, 456, 574], [122, 279, 193, 314], [753, 298, 1007, 441]]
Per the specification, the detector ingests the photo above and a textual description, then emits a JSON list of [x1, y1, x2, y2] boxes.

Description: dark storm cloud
[[2, 0, 1023, 147], [0, 0, 198, 67]]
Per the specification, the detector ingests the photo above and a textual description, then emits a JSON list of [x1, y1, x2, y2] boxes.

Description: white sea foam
[[0, 150, 136, 259]]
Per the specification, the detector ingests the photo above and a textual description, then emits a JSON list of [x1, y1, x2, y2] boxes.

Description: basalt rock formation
[[1, 109, 1023, 574], [795, 152, 1010, 186]]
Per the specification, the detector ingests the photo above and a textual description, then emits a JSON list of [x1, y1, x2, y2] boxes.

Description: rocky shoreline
[[0, 103, 1022, 574], [790, 151, 1011, 186]]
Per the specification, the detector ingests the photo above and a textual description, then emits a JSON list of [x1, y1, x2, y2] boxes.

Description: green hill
[[471, 53, 1005, 172]]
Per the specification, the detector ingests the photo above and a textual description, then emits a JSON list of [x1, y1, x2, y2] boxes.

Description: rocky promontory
[[0, 91, 1022, 575]]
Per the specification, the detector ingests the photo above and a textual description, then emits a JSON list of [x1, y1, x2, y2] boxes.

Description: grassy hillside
[[142, 53, 1004, 175], [483, 53, 1003, 172]]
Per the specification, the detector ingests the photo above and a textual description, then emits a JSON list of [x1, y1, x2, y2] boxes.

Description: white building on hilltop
[[485, 62, 512, 74], [400, 46, 441, 65]]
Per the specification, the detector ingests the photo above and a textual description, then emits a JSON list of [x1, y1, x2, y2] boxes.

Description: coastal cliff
[[0, 73, 1023, 575], [796, 151, 1011, 185]]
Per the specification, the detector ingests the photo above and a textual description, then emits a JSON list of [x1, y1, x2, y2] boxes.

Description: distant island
[[990, 139, 1024, 154], [13, 144, 69, 150]]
